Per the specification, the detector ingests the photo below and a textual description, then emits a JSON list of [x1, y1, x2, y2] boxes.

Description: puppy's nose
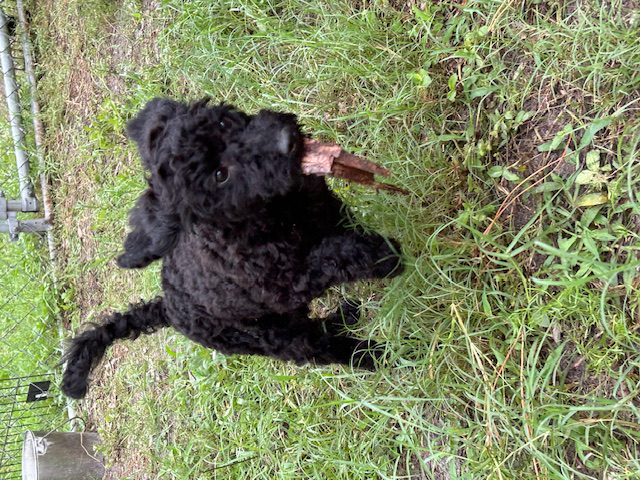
[[276, 125, 299, 155]]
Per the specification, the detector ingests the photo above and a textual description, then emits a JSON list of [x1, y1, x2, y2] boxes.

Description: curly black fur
[[61, 98, 403, 399]]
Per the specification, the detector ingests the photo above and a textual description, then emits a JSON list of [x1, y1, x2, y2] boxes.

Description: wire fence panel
[[0, 1, 49, 240], [0, 232, 65, 477], [0, 1, 65, 476], [0, 8, 33, 200], [0, 8, 34, 207], [0, 375, 57, 479], [0, 234, 58, 377]]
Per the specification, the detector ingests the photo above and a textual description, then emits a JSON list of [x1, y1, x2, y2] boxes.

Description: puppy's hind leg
[[205, 311, 382, 371], [323, 299, 362, 334]]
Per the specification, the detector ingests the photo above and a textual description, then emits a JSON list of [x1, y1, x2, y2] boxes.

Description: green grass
[[32, 0, 640, 478]]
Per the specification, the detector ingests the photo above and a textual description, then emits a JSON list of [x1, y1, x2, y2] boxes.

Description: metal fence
[[0, 0, 52, 240], [0, 375, 57, 479], [0, 1, 65, 477]]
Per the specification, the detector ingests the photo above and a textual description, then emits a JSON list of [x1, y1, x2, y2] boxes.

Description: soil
[[36, 0, 166, 477], [490, 71, 639, 276], [493, 81, 586, 231], [42, 0, 165, 308], [495, 84, 638, 273], [558, 339, 640, 408]]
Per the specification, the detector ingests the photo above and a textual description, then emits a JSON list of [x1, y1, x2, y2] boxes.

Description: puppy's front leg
[[295, 231, 403, 297]]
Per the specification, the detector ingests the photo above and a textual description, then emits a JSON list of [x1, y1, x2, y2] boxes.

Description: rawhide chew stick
[[301, 139, 408, 195]]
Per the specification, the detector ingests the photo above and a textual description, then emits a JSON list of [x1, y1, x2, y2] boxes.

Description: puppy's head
[[126, 97, 304, 224]]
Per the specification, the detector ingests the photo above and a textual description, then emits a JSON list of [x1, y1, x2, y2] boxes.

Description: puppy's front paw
[[372, 238, 404, 278], [351, 340, 384, 371]]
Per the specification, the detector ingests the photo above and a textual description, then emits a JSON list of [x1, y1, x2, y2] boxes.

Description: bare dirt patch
[[557, 339, 640, 407], [41, 0, 166, 310], [36, 1, 168, 477], [488, 74, 639, 277], [620, 0, 640, 26], [493, 81, 587, 231]]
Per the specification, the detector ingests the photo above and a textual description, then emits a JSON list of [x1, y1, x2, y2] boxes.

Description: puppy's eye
[[215, 167, 229, 184], [219, 120, 225, 128]]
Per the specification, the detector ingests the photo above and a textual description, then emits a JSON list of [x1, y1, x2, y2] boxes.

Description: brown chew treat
[[301, 139, 408, 195]]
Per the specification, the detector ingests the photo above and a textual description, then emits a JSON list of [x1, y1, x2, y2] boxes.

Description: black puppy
[[61, 98, 403, 399]]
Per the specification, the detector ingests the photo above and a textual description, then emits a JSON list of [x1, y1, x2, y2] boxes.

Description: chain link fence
[[0, 1, 66, 477]]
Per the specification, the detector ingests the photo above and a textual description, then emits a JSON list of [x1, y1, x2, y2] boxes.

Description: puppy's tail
[[61, 298, 169, 399]]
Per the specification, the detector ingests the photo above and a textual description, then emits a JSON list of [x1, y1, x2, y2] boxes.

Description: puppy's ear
[[116, 189, 180, 269], [127, 98, 185, 169]]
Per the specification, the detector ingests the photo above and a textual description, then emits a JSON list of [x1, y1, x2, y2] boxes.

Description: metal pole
[[0, 217, 50, 234], [0, 8, 36, 211], [16, 0, 57, 252], [16, 0, 49, 222], [16, 0, 44, 166]]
